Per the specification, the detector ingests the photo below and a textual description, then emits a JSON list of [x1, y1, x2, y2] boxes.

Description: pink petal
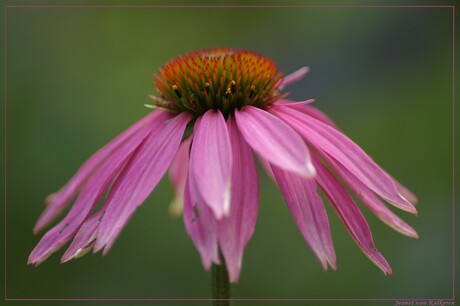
[[94, 112, 191, 254], [392, 177, 418, 205], [273, 106, 417, 215], [313, 158, 392, 275], [34, 111, 159, 233], [189, 110, 232, 219], [279, 67, 310, 90], [183, 180, 220, 270], [235, 106, 315, 178], [217, 116, 259, 283], [299, 106, 337, 128], [168, 136, 192, 217], [271, 164, 336, 271], [28, 110, 161, 265], [274, 99, 316, 106], [61, 213, 100, 262], [274, 102, 337, 128], [325, 156, 418, 238]]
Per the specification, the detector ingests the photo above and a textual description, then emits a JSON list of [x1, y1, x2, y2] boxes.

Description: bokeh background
[[2, 1, 455, 305]]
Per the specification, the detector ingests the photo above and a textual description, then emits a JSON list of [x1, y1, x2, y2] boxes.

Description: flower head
[[29, 48, 418, 283], [153, 48, 285, 116]]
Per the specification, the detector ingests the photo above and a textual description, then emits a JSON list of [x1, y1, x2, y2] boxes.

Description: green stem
[[211, 252, 230, 306]]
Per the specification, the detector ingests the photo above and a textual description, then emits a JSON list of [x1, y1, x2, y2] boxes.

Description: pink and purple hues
[[29, 48, 418, 282]]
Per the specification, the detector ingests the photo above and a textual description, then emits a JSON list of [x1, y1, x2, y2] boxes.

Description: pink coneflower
[[29, 48, 418, 284]]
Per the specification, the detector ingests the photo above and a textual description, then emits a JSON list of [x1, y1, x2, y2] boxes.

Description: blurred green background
[[2, 1, 455, 305]]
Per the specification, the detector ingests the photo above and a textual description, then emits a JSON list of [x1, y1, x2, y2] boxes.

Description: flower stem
[[211, 251, 230, 305]]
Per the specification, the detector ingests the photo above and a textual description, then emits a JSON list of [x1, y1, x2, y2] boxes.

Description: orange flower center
[[152, 48, 286, 116]]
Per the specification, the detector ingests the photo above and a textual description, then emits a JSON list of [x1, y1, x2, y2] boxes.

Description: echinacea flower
[[29, 48, 418, 283]]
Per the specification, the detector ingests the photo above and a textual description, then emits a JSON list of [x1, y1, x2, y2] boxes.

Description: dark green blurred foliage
[[3, 2, 453, 303]]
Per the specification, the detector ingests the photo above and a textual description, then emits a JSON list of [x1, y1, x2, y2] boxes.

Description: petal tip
[[92, 241, 104, 254], [320, 261, 328, 271], [45, 193, 56, 206], [330, 262, 338, 271], [28, 248, 51, 267], [101, 245, 112, 257], [375, 257, 392, 276], [202, 260, 212, 271], [305, 161, 317, 178], [228, 274, 240, 284], [396, 226, 419, 239], [223, 188, 231, 217], [398, 198, 418, 215], [60, 256, 72, 264], [27, 256, 42, 267], [168, 197, 184, 219], [298, 161, 317, 178], [32, 226, 40, 235]]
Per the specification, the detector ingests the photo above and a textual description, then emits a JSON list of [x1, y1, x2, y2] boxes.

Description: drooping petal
[[189, 110, 232, 219], [183, 180, 219, 270], [235, 106, 315, 178], [274, 102, 337, 128], [324, 156, 418, 238], [35, 111, 159, 233], [271, 164, 336, 271], [94, 112, 191, 254], [279, 66, 310, 90], [61, 213, 100, 262], [28, 111, 162, 265], [274, 99, 316, 106], [392, 177, 418, 205], [273, 106, 417, 215], [313, 158, 392, 275], [217, 116, 259, 283], [299, 106, 337, 128], [168, 136, 192, 218], [62, 167, 126, 263]]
